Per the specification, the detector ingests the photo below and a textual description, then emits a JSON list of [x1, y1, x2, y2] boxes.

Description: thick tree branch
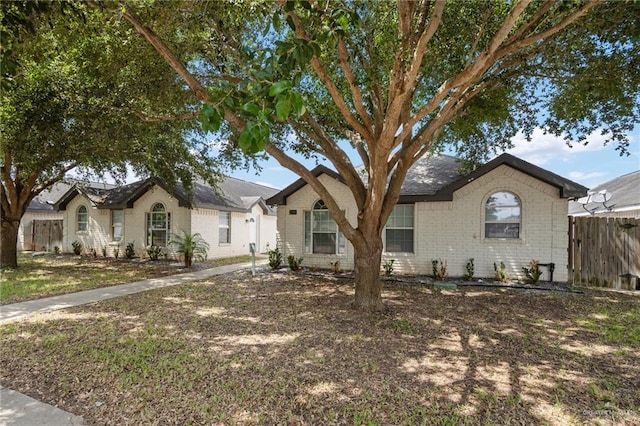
[[297, 114, 367, 208], [284, 8, 374, 142], [337, 38, 374, 134], [264, 143, 359, 242]]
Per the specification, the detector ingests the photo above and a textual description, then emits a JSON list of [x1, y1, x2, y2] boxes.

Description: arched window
[[77, 205, 88, 231], [304, 200, 345, 254], [485, 192, 521, 239], [146, 203, 171, 246]]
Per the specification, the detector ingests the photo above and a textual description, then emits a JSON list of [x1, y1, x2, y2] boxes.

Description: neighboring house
[[18, 180, 114, 252], [266, 153, 588, 282], [53, 177, 279, 259], [568, 170, 640, 218]]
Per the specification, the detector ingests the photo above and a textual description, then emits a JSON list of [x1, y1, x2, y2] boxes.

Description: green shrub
[[523, 260, 543, 284], [147, 245, 163, 261], [169, 230, 210, 267], [71, 241, 83, 255], [383, 259, 395, 276], [113, 247, 120, 259], [287, 254, 303, 271], [267, 247, 283, 269], [431, 259, 448, 281], [463, 258, 474, 281], [494, 261, 508, 283], [125, 242, 136, 259]]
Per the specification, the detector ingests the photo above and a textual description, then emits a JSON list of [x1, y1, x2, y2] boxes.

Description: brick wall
[[276, 165, 570, 282]]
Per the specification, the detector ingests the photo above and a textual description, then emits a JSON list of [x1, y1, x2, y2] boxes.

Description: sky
[[226, 126, 640, 191], [95, 125, 639, 191]]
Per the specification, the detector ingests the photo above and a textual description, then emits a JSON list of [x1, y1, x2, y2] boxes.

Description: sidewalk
[[1, 259, 266, 323], [0, 260, 265, 425]]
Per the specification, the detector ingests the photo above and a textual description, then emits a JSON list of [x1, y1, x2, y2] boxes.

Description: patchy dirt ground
[[1, 271, 639, 425]]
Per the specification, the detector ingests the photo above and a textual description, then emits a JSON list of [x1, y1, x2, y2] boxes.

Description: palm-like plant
[[170, 230, 210, 268]]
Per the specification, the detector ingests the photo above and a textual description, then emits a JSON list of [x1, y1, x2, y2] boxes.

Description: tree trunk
[[1, 218, 20, 269], [352, 235, 385, 312]]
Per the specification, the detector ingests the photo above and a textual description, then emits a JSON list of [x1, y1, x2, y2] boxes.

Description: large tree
[[0, 3, 220, 268], [114, 0, 638, 311]]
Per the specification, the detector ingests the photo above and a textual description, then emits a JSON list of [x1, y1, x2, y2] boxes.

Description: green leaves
[[238, 121, 269, 154], [199, 104, 222, 133]]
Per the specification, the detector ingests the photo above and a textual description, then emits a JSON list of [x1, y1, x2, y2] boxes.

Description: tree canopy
[[114, 0, 639, 310], [0, 3, 219, 268]]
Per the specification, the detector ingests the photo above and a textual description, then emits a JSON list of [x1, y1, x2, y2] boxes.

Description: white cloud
[[507, 128, 608, 165], [567, 171, 607, 182], [254, 181, 281, 189]]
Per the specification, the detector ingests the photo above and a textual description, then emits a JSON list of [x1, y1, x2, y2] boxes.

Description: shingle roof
[[266, 153, 588, 205], [28, 180, 114, 212], [568, 170, 640, 215], [54, 176, 279, 214]]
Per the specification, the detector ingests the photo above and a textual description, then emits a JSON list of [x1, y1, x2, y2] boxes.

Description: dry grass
[[1, 271, 639, 425], [0, 253, 255, 304]]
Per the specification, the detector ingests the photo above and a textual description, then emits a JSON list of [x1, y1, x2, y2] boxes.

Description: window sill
[[482, 238, 524, 244]]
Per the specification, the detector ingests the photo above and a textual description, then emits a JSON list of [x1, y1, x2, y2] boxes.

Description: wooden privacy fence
[[569, 216, 640, 290], [30, 219, 63, 252]]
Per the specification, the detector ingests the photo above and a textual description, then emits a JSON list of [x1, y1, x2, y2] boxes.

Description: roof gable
[[55, 176, 278, 213], [266, 153, 588, 205]]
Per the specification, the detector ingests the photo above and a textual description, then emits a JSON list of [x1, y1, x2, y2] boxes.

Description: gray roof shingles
[[267, 153, 588, 205], [568, 170, 640, 215], [52, 176, 279, 214]]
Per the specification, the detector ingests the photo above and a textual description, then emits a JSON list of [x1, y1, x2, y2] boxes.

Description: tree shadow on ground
[[0, 271, 638, 425]]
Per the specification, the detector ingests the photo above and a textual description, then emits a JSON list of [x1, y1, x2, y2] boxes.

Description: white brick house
[[54, 177, 278, 259], [266, 153, 588, 282]]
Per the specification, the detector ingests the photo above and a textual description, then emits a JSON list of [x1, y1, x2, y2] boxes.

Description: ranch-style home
[[18, 180, 114, 252], [266, 153, 588, 282], [53, 177, 279, 259]]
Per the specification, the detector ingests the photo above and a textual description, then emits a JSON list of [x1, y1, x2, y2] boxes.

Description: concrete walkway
[[1, 259, 266, 323], [0, 260, 265, 425]]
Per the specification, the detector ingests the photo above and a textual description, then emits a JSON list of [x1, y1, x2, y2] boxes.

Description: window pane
[[312, 210, 337, 232], [486, 192, 520, 207], [485, 223, 520, 239], [151, 230, 167, 247], [313, 233, 336, 254], [486, 206, 520, 222], [112, 210, 123, 225], [387, 204, 414, 228], [219, 212, 230, 244], [386, 229, 414, 253], [304, 211, 311, 253], [77, 206, 88, 231]]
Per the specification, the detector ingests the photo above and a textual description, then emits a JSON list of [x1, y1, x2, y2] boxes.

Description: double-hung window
[[219, 212, 231, 244], [111, 210, 124, 242], [146, 203, 171, 246], [77, 205, 88, 232], [485, 192, 521, 239], [304, 200, 345, 254], [385, 204, 414, 253]]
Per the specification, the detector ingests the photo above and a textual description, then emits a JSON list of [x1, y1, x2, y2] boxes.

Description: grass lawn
[[0, 253, 256, 304], [1, 271, 638, 425]]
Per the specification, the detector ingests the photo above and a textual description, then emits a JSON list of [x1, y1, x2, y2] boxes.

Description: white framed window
[[111, 210, 124, 241], [304, 200, 345, 255], [219, 211, 231, 244], [485, 191, 521, 239], [385, 204, 414, 253], [77, 205, 88, 231], [146, 203, 171, 247]]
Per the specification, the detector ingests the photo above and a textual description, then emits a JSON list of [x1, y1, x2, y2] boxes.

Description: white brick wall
[[61, 185, 278, 260], [276, 165, 570, 281]]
